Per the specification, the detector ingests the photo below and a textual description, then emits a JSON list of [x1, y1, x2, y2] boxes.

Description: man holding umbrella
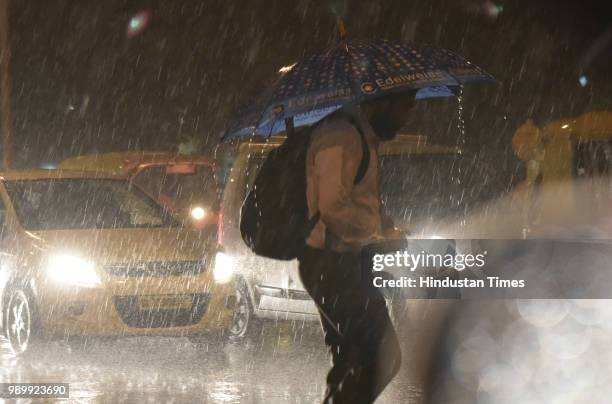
[[299, 93, 415, 403], [225, 28, 492, 403]]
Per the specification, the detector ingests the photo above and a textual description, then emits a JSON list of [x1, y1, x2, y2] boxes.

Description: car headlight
[[45, 254, 101, 287], [213, 252, 236, 284], [190, 206, 207, 221]]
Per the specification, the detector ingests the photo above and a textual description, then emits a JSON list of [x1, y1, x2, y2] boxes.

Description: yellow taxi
[[59, 152, 219, 229], [0, 170, 236, 355]]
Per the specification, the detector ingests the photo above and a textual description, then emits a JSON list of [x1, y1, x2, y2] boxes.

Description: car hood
[[26, 227, 210, 265]]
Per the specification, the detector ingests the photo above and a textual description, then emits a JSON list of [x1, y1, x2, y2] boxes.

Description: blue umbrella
[[223, 38, 494, 140]]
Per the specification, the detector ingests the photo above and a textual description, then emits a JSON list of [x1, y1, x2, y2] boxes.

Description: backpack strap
[[345, 115, 370, 185]]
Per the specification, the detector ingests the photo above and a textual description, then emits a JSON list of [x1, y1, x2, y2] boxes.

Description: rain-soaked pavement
[[0, 322, 423, 403]]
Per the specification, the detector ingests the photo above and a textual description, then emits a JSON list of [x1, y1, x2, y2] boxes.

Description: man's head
[[361, 91, 416, 141]]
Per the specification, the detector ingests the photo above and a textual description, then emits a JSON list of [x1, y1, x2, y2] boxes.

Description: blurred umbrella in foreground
[[223, 29, 495, 140]]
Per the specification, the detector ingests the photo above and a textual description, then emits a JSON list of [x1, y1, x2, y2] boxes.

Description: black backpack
[[239, 114, 370, 260]]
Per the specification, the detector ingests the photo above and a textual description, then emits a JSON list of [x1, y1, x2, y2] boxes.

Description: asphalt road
[[0, 321, 424, 403]]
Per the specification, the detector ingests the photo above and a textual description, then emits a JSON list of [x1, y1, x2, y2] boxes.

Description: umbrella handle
[[337, 16, 347, 40], [285, 117, 295, 138]]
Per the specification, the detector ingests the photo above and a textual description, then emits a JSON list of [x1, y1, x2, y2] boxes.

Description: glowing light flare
[[127, 10, 152, 38], [278, 63, 297, 74], [46, 254, 101, 288], [485, 2, 503, 17], [467, 1, 503, 19], [213, 252, 236, 284], [190, 206, 207, 221]]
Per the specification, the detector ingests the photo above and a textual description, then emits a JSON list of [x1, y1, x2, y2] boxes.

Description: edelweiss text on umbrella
[[375, 70, 445, 90]]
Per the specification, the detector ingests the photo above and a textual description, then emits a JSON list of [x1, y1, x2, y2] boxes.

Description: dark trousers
[[298, 246, 401, 404]]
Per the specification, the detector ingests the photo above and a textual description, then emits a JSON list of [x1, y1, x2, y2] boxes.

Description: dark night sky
[[5, 0, 612, 167]]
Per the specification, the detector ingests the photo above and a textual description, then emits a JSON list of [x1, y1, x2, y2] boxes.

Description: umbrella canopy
[[223, 39, 494, 140]]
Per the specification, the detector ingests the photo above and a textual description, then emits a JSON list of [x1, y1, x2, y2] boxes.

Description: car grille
[[113, 294, 209, 328], [287, 289, 311, 301], [105, 261, 203, 278]]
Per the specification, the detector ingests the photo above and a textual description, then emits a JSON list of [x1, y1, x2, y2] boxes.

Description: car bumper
[[36, 274, 236, 338], [252, 285, 319, 321]]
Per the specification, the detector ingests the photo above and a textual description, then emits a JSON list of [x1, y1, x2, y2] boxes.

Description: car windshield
[[4, 178, 180, 230], [133, 165, 217, 210]]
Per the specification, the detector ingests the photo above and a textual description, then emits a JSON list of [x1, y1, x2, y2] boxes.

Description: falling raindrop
[[456, 86, 466, 150]]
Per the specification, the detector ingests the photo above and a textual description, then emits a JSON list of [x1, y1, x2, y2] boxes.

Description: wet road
[[0, 322, 423, 403]]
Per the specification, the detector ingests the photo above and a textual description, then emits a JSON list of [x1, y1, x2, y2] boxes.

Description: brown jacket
[[305, 111, 383, 252]]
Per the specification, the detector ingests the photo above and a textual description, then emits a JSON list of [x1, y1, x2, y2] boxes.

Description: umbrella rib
[[344, 42, 364, 106], [252, 80, 281, 138]]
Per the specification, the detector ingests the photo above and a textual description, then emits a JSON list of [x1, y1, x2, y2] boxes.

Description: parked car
[[0, 170, 236, 355], [59, 152, 219, 230], [217, 134, 488, 339]]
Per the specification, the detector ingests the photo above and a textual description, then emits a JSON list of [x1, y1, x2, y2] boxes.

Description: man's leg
[[299, 247, 366, 403], [353, 289, 402, 402], [298, 247, 401, 403]]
